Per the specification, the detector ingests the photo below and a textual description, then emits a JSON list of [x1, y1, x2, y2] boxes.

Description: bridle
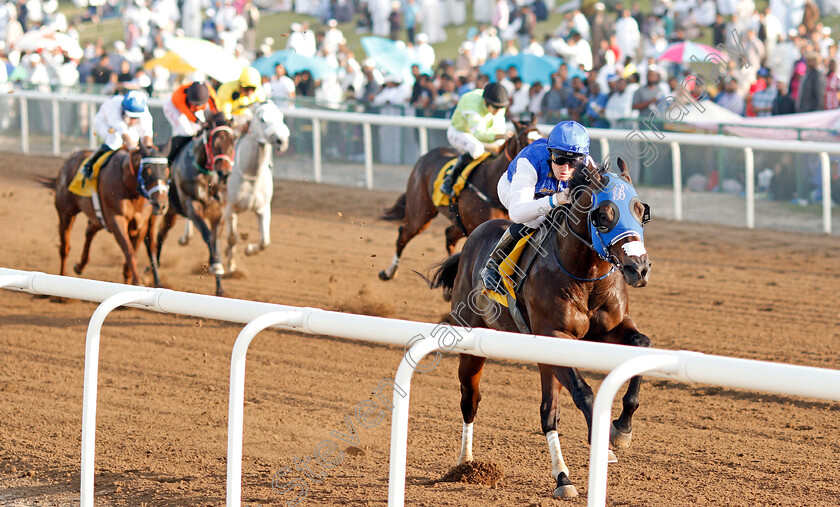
[[128, 151, 170, 200], [200, 125, 235, 173], [503, 126, 541, 162]]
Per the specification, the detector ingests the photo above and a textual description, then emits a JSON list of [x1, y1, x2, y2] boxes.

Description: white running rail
[[2, 267, 840, 507]]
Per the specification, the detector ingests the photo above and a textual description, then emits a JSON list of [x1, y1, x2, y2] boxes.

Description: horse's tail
[[380, 192, 407, 221], [416, 253, 461, 301], [31, 174, 57, 190]]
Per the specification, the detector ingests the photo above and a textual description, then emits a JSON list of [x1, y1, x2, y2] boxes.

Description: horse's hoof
[[552, 472, 578, 499], [607, 449, 618, 463], [244, 244, 261, 256], [178, 236, 190, 246], [73, 264, 83, 275], [610, 423, 633, 450], [210, 263, 225, 276], [378, 270, 391, 281]]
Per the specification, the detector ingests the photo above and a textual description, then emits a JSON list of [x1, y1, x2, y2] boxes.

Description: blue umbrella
[[253, 50, 336, 80], [360, 36, 432, 83], [481, 53, 563, 86]]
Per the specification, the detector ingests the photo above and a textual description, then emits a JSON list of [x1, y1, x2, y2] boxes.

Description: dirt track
[[1, 152, 839, 506]]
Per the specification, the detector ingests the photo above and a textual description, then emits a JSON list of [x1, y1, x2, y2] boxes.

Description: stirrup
[[82, 164, 93, 179], [480, 266, 504, 293]]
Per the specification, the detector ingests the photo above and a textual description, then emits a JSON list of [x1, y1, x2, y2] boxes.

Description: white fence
[[2, 90, 837, 235], [2, 267, 840, 507]]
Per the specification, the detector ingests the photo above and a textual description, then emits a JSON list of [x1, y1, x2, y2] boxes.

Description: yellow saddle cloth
[[481, 230, 537, 307], [431, 152, 491, 206], [68, 150, 115, 197]]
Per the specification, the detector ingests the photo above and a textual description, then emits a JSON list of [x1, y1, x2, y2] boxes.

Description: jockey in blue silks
[[481, 120, 593, 292]]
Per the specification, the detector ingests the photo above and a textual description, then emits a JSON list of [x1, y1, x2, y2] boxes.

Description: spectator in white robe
[[717, 0, 737, 16], [761, 7, 784, 58], [696, 0, 717, 26], [420, 0, 446, 43], [414, 33, 436, 68], [614, 10, 640, 63], [445, 0, 466, 26], [370, 0, 390, 37], [474, 0, 493, 24], [771, 0, 804, 34], [492, 0, 509, 33], [571, 10, 590, 40]]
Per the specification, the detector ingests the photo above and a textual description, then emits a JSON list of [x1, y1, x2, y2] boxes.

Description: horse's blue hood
[[589, 173, 649, 260]]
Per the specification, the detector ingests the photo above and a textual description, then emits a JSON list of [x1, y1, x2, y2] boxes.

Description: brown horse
[[427, 158, 652, 499], [378, 117, 541, 281], [156, 112, 236, 296], [37, 145, 171, 286]]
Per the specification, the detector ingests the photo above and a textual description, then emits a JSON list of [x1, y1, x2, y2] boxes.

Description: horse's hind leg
[[57, 212, 77, 276], [224, 207, 238, 273], [74, 221, 102, 275], [457, 353, 486, 465], [444, 225, 465, 255], [379, 209, 436, 281], [245, 204, 271, 256], [538, 364, 577, 498], [599, 318, 652, 450]]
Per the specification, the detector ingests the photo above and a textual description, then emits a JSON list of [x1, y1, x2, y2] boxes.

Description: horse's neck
[[552, 208, 610, 280], [117, 152, 137, 193], [237, 133, 270, 178]]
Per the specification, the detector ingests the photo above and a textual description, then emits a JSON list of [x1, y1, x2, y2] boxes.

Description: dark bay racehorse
[[428, 158, 652, 499], [378, 117, 541, 281], [37, 145, 170, 286], [156, 112, 236, 296]]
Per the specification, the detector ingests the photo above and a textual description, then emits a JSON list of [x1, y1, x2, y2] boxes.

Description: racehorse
[[223, 100, 290, 273], [427, 157, 652, 499], [156, 112, 236, 296], [37, 145, 170, 286], [378, 116, 541, 281]]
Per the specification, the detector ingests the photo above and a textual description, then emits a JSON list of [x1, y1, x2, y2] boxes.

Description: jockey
[[440, 82, 512, 197], [216, 66, 267, 128], [163, 81, 220, 165], [480, 120, 592, 292], [82, 90, 154, 180]]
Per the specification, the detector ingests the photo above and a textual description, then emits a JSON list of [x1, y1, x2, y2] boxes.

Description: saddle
[[68, 150, 115, 197], [431, 152, 491, 206], [480, 216, 556, 334]]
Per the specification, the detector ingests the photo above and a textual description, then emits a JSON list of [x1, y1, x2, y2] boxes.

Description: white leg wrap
[[384, 254, 400, 278], [458, 422, 474, 465], [546, 430, 569, 480]]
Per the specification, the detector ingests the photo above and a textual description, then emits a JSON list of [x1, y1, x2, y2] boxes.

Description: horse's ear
[[617, 157, 632, 184], [585, 156, 603, 185]]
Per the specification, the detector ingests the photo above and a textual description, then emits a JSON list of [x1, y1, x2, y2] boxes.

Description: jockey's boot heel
[[480, 227, 520, 292]]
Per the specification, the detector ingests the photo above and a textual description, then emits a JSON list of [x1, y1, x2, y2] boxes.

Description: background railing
[[1, 90, 837, 235]]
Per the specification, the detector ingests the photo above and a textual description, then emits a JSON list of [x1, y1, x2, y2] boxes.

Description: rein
[[553, 208, 617, 282]]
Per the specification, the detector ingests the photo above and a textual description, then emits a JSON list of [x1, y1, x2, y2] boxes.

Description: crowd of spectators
[[1, 0, 840, 131]]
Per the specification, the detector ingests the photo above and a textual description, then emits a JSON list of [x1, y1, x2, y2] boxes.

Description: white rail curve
[[2, 267, 840, 507], [4, 90, 837, 234]]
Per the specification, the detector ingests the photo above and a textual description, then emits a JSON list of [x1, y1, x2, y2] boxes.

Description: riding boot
[[480, 223, 530, 293], [168, 136, 191, 166], [82, 144, 110, 180], [440, 152, 473, 197]]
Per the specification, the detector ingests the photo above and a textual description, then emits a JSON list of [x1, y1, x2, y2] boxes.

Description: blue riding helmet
[[122, 91, 148, 118], [589, 173, 651, 260], [547, 121, 590, 161]]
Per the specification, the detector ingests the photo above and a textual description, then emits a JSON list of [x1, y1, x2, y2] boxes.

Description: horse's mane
[[206, 112, 230, 129]]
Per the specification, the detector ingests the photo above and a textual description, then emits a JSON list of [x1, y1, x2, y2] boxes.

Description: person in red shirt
[[162, 81, 220, 165]]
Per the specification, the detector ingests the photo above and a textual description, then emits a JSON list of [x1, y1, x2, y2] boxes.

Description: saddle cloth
[[431, 152, 491, 206], [481, 224, 552, 308], [68, 150, 115, 197]]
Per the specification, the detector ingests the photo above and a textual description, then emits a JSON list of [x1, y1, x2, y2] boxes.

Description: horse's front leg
[[185, 200, 224, 277], [107, 215, 142, 285], [599, 317, 652, 450], [75, 220, 103, 275], [245, 203, 271, 256], [145, 214, 163, 287], [537, 364, 577, 498]]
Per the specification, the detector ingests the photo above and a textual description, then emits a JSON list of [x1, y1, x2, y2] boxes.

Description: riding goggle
[[550, 150, 585, 166]]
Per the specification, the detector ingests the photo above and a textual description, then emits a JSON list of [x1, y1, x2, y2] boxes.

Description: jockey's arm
[[506, 159, 568, 224]]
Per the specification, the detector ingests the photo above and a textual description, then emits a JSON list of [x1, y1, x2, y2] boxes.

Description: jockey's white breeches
[[447, 126, 487, 159]]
